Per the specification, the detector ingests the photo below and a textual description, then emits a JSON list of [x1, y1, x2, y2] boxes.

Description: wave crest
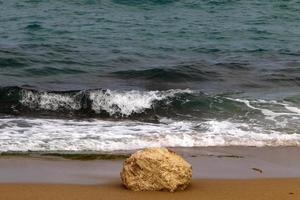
[[6, 87, 193, 117], [20, 90, 82, 111], [89, 89, 192, 116]]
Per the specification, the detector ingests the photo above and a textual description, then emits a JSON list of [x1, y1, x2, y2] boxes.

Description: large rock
[[120, 147, 192, 192]]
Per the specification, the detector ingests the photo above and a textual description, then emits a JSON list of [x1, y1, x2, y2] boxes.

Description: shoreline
[[1, 147, 300, 184]]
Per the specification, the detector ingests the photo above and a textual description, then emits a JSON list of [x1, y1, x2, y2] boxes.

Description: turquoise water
[[0, 0, 300, 151]]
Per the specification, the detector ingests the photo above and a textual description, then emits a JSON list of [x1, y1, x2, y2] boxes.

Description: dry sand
[[0, 147, 300, 200], [1, 179, 300, 200]]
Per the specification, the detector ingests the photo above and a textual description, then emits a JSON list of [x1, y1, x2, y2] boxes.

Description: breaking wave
[[1, 87, 300, 122], [0, 87, 194, 118], [1, 86, 300, 151]]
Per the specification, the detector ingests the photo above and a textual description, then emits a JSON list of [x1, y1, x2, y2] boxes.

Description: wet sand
[[0, 147, 300, 199]]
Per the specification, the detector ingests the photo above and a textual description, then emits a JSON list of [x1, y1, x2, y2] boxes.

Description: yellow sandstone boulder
[[120, 147, 192, 192]]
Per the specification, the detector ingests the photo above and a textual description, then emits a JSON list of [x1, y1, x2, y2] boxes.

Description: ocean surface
[[0, 0, 300, 152]]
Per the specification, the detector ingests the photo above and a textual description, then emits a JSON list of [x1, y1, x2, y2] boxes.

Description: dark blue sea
[[0, 0, 300, 152]]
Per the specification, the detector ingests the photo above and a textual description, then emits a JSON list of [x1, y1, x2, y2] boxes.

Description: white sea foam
[[0, 117, 299, 152], [20, 90, 82, 110], [227, 98, 300, 121], [282, 103, 300, 114], [10, 93, 300, 151], [89, 89, 192, 116], [20, 89, 193, 116]]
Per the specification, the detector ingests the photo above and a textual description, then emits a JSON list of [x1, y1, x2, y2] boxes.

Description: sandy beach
[[0, 147, 300, 199]]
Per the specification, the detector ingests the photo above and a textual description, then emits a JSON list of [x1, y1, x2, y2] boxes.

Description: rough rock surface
[[120, 147, 192, 192]]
